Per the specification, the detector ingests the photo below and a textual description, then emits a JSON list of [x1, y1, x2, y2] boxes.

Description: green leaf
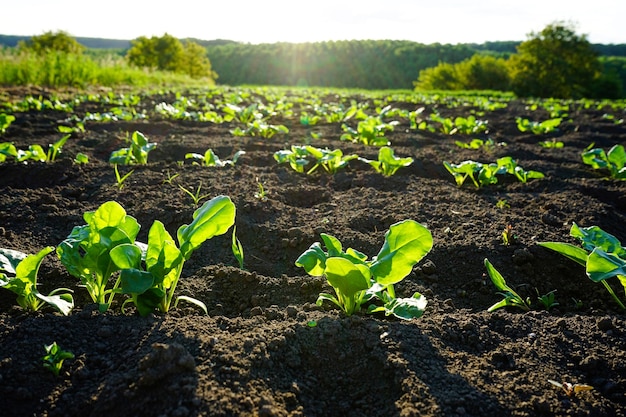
[[120, 268, 155, 294], [586, 248, 626, 283], [571, 223, 626, 257], [34, 289, 74, 316], [381, 292, 428, 320], [146, 220, 182, 287], [538, 242, 588, 267], [177, 195, 236, 259], [15, 246, 55, 286], [370, 220, 433, 285], [110, 243, 142, 269], [295, 242, 327, 276], [324, 257, 371, 298], [0, 248, 28, 275], [321, 233, 343, 256]]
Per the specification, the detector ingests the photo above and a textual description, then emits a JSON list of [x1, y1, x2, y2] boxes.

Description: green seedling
[[110, 196, 236, 316], [57, 201, 141, 312], [304, 146, 358, 174], [516, 117, 562, 134], [109, 131, 157, 165], [58, 122, 85, 134], [496, 156, 545, 183], [538, 139, 564, 148], [296, 220, 432, 319], [254, 180, 268, 201], [581, 144, 626, 180], [537, 289, 559, 310], [300, 112, 320, 126], [359, 146, 413, 177], [0, 247, 74, 315], [74, 153, 89, 164], [340, 115, 397, 146], [222, 103, 263, 124], [484, 258, 531, 312], [502, 224, 516, 246], [455, 138, 505, 151], [232, 226, 244, 269], [444, 157, 543, 188], [0, 113, 15, 134], [114, 164, 134, 190], [274, 145, 311, 173], [185, 149, 245, 167], [178, 182, 211, 207], [539, 223, 626, 309], [495, 199, 510, 209], [443, 160, 501, 188], [162, 170, 180, 185], [42, 342, 74, 377], [231, 121, 289, 138], [46, 134, 70, 162], [0, 142, 18, 162]]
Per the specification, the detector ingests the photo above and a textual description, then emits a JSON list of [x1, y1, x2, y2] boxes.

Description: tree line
[[2, 28, 626, 98]]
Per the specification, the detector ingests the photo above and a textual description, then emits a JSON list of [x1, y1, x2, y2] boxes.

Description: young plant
[[538, 138, 564, 148], [581, 144, 626, 180], [443, 160, 501, 188], [274, 145, 311, 173], [109, 131, 157, 165], [178, 182, 211, 207], [74, 152, 89, 164], [455, 138, 505, 151], [46, 134, 70, 162], [110, 196, 236, 316], [295, 220, 432, 319], [539, 223, 626, 309], [42, 342, 74, 377], [185, 149, 245, 167], [232, 226, 244, 269], [516, 117, 562, 134], [113, 164, 134, 190], [304, 146, 358, 174], [57, 201, 141, 312], [0, 142, 18, 162], [359, 146, 413, 177], [496, 156, 545, 183], [484, 258, 531, 312], [0, 113, 16, 134], [0, 247, 74, 315], [537, 290, 559, 310], [231, 121, 289, 138], [254, 180, 268, 201], [340, 115, 397, 146], [502, 224, 516, 246]]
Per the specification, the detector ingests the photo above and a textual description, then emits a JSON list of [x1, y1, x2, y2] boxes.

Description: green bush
[[414, 54, 510, 91]]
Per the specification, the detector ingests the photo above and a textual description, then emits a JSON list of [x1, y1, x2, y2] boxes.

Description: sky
[[4, 0, 625, 45]]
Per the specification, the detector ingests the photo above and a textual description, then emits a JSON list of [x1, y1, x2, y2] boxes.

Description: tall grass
[[0, 48, 213, 88]]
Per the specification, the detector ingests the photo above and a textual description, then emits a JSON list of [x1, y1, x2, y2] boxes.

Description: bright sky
[[5, 0, 625, 45]]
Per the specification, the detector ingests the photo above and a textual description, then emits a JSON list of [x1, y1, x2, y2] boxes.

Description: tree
[[413, 55, 510, 91], [508, 22, 600, 98], [18, 31, 84, 54], [126, 34, 216, 79]]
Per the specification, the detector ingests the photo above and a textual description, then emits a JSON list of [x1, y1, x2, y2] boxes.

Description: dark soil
[[0, 87, 625, 417]]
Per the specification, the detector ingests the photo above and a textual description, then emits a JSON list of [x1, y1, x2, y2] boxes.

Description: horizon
[[5, 0, 625, 46]]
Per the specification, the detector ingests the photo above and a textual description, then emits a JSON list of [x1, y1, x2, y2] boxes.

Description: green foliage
[[57, 201, 141, 312], [430, 114, 488, 135], [0, 113, 15, 134], [358, 146, 413, 176], [444, 157, 544, 187], [581, 144, 626, 180], [539, 223, 626, 309], [508, 22, 601, 98], [113, 164, 134, 190], [232, 226, 244, 269], [340, 109, 398, 146], [126, 34, 217, 80], [274, 145, 310, 173], [303, 146, 358, 174], [415, 54, 511, 91], [185, 149, 245, 167], [295, 220, 432, 319], [0, 247, 74, 315], [42, 342, 74, 377], [19, 31, 85, 55], [484, 258, 531, 312], [516, 117, 562, 134], [109, 131, 157, 165], [110, 196, 236, 316], [455, 138, 506, 151]]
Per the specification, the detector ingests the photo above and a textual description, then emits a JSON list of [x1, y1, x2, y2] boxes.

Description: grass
[[0, 48, 214, 88]]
